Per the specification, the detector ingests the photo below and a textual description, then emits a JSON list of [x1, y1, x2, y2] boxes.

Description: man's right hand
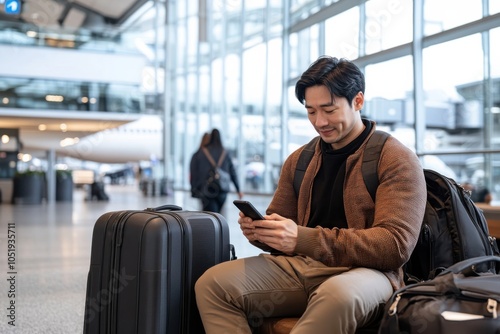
[[238, 212, 298, 255]]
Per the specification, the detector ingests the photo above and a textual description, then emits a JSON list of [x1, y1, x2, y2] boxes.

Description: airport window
[[364, 0, 413, 55], [290, 0, 322, 26], [198, 66, 211, 118], [0, 78, 143, 113], [423, 0, 483, 36], [177, 22, 188, 71], [243, 3, 266, 45], [423, 34, 484, 144], [488, 27, 500, 201], [210, 58, 223, 117], [419, 31, 500, 199], [324, 7, 360, 60], [243, 46, 265, 112], [289, 24, 321, 80], [364, 56, 414, 135], [309, 24, 320, 63], [4, 0, 500, 200], [188, 16, 199, 66], [491, 28, 500, 80], [491, 0, 500, 15], [267, 38, 284, 107], [289, 32, 301, 78]]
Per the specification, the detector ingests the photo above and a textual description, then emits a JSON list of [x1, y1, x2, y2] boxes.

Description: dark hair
[[199, 132, 211, 149], [295, 56, 365, 106], [208, 128, 223, 149]]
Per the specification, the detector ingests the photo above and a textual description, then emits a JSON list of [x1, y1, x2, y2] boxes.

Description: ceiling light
[[2, 97, 8, 104], [1, 135, 9, 144], [38, 124, 47, 131], [18, 153, 32, 162], [46, 95, 64, 102], [60, 123, 67, 132], [60, 137, 79, 147]]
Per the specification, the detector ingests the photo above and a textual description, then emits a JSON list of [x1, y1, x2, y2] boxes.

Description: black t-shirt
[[308, 120, 372, 229]]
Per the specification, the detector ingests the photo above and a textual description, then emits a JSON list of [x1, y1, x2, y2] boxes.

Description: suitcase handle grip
[[146, 204, 183, 212], [441, 255, 500, 276]]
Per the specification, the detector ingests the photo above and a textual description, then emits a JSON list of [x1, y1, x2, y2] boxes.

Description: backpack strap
[[293, 136, 319, 197], [202, 147, 217, 167], [202, 148, 227, 169], [361, 130, 390, 201], [292, 130, 390, 201], [217, 150, 227, 167]]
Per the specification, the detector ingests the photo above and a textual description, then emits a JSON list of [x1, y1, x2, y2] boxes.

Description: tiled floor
[[0, 184, 271, 334]]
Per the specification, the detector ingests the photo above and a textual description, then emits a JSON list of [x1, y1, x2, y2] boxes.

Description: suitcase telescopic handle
[[442, 255, 500, 276], [146, 204, 183, 212]]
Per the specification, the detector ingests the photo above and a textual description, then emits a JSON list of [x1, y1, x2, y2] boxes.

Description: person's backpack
[[294, 130, 500, 283], [202, 148, 231, 193]]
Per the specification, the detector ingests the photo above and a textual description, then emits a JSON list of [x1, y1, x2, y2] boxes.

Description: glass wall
[[136, 0, 500, 203], [364, 56, 414, 135], [324, 7, 360, 60], [364, 0, 413, 54], [0, 77, 143, 113], [1, 0, 499, 201], [423, 0, 482, 35]]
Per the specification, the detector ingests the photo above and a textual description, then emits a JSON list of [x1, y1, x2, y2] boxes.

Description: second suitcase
[[83, 204, 234, 334]]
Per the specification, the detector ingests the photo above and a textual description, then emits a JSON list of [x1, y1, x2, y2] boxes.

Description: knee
[[317, 282, 355, 305], [195, 262, 236, 304], [195, 265, 220, 299], [310, 270, 390, 319]]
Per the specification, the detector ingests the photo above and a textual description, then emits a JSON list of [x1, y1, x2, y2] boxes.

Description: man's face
[[304, 85, 365, 150]]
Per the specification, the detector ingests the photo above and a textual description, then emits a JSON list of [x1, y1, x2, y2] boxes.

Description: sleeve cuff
[[294, 225, 320, 257]]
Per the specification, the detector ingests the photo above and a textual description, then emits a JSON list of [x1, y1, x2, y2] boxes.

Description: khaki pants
[[195, 253, 393, 334]]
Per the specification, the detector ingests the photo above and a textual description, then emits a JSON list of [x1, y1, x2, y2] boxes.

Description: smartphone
[[233, 200, 265, 220]]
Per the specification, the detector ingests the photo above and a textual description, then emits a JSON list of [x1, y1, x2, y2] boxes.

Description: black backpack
[[294, 130, 500, 283]]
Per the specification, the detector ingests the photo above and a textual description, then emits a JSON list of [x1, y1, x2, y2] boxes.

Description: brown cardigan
[[263, 124, 427, 290]]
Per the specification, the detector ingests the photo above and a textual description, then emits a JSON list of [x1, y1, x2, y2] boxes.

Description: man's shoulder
[[379, 133, 415, 154], [280, 137, 320, 178]]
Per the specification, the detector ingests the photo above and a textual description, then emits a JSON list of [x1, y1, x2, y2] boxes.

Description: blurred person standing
[[190, 129, 243, 213], [473, 186, 493, 204], [190, 132, 211, 198], [463, 182, 493, 205]]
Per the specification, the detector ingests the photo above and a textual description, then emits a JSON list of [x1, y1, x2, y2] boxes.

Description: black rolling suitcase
[[83, 204, 234, 334]]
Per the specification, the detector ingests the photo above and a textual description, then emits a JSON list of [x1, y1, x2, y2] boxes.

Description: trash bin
[[56, 171, 74, 202], [12, 172, 45, 204]]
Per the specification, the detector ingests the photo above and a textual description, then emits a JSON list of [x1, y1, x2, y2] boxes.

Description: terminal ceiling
[[0, 0, 150, 162]]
